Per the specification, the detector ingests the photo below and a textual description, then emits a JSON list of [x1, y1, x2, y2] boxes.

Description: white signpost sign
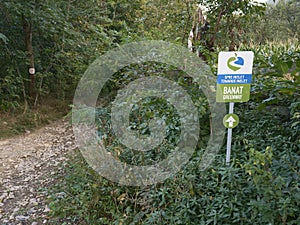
[[216, 51, 254, 165], [216, 51, 254, 103]]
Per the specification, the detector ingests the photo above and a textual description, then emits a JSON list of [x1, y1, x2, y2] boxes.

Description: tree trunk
[[22, 14, 35, 101], [208, 7, 224, 50], [188, 6, 209, 58]]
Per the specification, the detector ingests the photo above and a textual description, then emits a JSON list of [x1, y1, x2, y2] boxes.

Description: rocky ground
[[0, 120, 76, 224]]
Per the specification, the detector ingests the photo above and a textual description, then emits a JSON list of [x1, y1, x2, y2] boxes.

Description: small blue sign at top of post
[[217, 74, 252, 84]]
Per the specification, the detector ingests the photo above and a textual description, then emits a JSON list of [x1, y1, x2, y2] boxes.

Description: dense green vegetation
[[0, 0, 298, 110], [49, 43, 299, 224], [1, 0, 299, 224]]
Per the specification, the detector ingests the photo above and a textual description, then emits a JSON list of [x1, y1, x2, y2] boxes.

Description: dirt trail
[[0, 120, 76, 224]]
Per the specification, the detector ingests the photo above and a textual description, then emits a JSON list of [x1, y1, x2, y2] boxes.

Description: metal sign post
[[226, 102, 234, 165]]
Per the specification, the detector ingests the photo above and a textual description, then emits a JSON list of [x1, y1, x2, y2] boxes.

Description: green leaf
[[0, 33, 9, 44], [279, 62, 289, 74]]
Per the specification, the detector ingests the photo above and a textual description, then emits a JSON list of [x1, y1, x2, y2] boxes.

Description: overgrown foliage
[[0, 0, 139, 110], [250, 0, 300, 43], [49, 106, 299, 224], [1, 0, 299, 110], [0, 0, 195, 111], [49, 43, 299, 224], [1, 0, 299, 224]]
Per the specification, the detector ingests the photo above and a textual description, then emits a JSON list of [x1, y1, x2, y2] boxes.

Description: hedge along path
[[0, 120, 76, 224]]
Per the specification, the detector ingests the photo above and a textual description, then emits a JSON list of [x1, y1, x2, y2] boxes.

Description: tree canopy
[[0, 0, 298, 111]]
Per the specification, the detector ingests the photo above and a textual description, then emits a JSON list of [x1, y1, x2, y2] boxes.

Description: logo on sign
[[227, 54, 244, 72]]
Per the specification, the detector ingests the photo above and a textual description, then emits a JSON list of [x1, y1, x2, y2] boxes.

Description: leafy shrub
[[50, 50, 299, 224]]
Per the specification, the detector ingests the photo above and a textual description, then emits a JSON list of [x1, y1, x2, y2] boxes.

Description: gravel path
[[0, 120, 76, 224]]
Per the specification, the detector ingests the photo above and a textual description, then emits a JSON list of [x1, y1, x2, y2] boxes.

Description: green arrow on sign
[[223, 114, 239, 128]]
